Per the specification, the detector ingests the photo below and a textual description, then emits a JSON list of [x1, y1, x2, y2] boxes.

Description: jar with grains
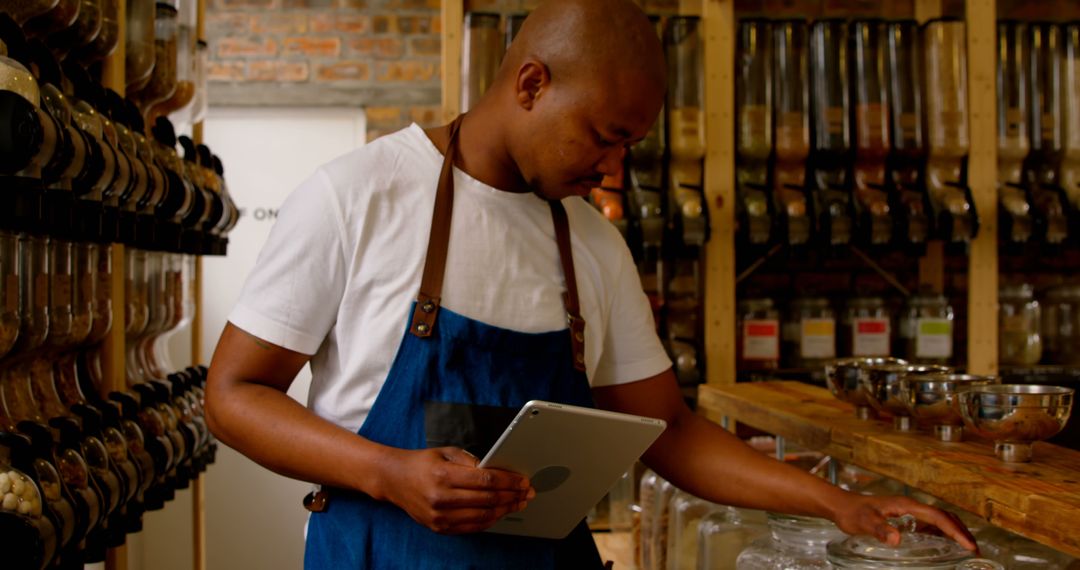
[[783, 297, 836, 369], [1041, 285, 1080, 365], [737, 298, 780, 371], [999, 283, 1042, 366], [840, 296, 891, 358], [899, 293, 954, 365]]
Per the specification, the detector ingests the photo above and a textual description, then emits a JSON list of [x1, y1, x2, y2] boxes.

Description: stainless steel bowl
[[825, 357, 907, 419], [901, 374, 1000, 442], [959, 384, 1074, 462], [860, 363, 952, 431]]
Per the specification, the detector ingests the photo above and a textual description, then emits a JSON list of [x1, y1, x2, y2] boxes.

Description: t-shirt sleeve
[[591, 245, 672, 387], [227, 169, 348, 355]]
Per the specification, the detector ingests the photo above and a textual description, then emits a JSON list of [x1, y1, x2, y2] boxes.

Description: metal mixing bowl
[[825, 357, 907, 419], [901, 374, 1000, 441], [860, 363, 952, 431], [959, 384, 1074, 462]]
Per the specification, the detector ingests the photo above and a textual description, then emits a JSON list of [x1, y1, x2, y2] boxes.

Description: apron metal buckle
[[304, 490, 330, 513]]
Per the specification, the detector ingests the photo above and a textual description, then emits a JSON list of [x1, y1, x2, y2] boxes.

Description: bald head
[[497, 0, 666, 92]]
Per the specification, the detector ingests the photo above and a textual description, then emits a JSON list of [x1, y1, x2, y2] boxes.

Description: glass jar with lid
[[783, 297, 836, 370], [828, 515, 1003, 569], [651, 477, 677, 570], [974, 526, 1078, 569], [999, 283, 1042, 366], [737, 298, 780, 372], [899, 293, 954, 365], [698, 506, 768, 570], [1041, 285, 1080, 366], [735, 513, 847, 569], [840, 296, 891, 358], [637, 469, 660, 569]]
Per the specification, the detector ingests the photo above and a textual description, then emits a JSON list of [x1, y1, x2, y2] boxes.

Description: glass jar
[[651, 477, 677, 570], [783, 297, 836, 369], [737, 298, 780, 372], [974, 526, 1078, 569], [1041, 285, 1080, 365], [735, 513, 847, 569], [999, 284, 1042, 366], [125, 0, 157, 92], [637, 469, 659, 569], [899, 293, 954, 365], [607, 467, 634, 533], [698, 506, 768, 570], [665, 489, 724, 570], [840, 297, 891, 358], [460, 12, 502, 112], [828, 516, 1003, 569]]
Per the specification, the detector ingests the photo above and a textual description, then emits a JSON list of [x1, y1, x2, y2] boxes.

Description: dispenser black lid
[[0, 431, 34, 470], [17, 421, 54, 457], [212, 155, 224, 176], [48, 416, 84, 447], [27, 40, 61, 88], [178, 135, 197, 162], [196, 144, 213, 168], [71, 403, 104, 435], [152, 116, 177, 147], [109, 391, 140, 419]]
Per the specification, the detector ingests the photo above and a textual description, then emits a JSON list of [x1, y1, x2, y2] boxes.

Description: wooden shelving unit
[[437, 0, 1080, 560], [698, 381, 1080, 558]]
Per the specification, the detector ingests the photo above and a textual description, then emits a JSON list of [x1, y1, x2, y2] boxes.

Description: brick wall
[[206, 0, 443, 140]]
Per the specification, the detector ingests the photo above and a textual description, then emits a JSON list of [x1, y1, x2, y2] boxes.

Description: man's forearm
[[642, 408, 849, 520]]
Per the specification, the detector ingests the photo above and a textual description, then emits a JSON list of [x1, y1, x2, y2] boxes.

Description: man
[[205, 0, 976, 567]]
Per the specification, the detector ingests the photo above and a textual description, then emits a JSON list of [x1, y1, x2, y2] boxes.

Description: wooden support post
[[703, 0, 736, 386], [191, 0, 208, 565], [442, 0, 464, 122], [965, 0, 998, 375]]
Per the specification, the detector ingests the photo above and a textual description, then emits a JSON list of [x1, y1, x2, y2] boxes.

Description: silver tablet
[[478, 400, 667, 539]]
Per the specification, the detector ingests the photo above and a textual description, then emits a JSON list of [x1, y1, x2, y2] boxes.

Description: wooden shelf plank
[[698, 381, 1080, 558]]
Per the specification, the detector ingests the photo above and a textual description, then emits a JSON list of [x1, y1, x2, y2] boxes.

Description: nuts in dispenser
[[0, 470, 43, 518]]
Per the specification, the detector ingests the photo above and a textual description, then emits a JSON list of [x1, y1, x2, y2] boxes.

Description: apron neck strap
[[410, 115, 588, 372]]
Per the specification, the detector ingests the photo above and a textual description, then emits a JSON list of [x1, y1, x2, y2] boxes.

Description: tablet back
[[478, 401, 666, 539]]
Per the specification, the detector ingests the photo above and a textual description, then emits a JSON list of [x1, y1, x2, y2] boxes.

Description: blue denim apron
[[303, 116, 604, 569]]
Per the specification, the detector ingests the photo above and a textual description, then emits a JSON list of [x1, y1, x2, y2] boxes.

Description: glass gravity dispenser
[[923, 19, 977, 245], [850, 19, 892, 247], [736, 19, 774, 248], [125, 0, 156, 92], [130, 2, 178, 120], [148, 0, 195, 124], [997, 21, 1034, 245], [1025, 22, 1068, 245], [461, 12, 502, 113], [666, 16, 707, 248], [773, 19, 811, 247], [809, 19, 853, 248], [886, 20, 931, 250], [1061, 23, 1080, 222]]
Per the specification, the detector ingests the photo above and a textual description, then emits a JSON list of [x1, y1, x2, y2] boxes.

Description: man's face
[[518, 70, 664, 201]]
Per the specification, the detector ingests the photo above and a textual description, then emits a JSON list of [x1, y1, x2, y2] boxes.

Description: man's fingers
[[452, 465, 531, 492], [438, 447, 479, 468], [428, 504, 526, 534], [880, 500, 978, 551], [430, 488, 531, 510]]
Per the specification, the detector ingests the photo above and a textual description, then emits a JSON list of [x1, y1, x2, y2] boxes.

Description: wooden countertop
[[697, 381, 1080, 559]]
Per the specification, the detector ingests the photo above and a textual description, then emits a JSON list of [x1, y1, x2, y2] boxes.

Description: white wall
[[128, 107, 366, 570]]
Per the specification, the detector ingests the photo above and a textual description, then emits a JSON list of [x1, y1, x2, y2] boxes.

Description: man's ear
[[515, 59, 550, 110]]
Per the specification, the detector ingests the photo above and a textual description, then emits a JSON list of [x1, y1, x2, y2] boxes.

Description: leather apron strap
[[409, 115, 587, 372]]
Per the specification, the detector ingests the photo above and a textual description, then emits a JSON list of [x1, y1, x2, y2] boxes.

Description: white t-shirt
[[229, 124, 672, 432]]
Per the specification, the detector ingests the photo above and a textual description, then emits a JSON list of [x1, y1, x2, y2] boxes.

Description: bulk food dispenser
[[772, 19, 811, 247], [809, 19, 854, 249], [736, 18, 773, 248], [997, 20, 1034, 246], [886, 20, 931, 250], [665, 16, 707, 249], [850, 19, 893, 247], [1061, 23, 1080, 228], [461, 12, 502, 113], [922, 18, 977, 246], [1024, 22, 1068, 245]]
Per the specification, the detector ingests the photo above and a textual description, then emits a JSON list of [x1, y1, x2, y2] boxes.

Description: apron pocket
[[424, 401, 518, 459]]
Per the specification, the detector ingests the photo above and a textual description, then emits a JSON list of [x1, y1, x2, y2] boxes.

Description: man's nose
[[596, 146, 627, 177]]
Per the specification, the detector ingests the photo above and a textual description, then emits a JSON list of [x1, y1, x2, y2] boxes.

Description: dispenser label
[[853, 318, 890, 356], [916, 318, 953, 359], [742, 319, 780, 361], [800, 318, 836, 359]]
